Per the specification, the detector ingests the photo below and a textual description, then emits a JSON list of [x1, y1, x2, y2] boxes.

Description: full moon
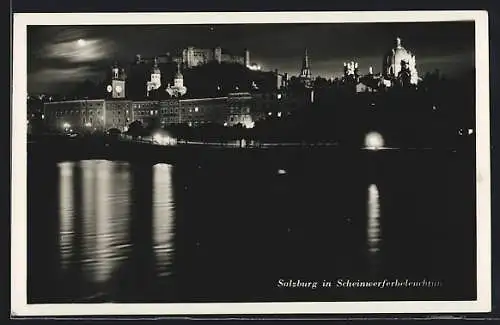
[[364, 131, 384, 150], [77, 39, 86, 46]]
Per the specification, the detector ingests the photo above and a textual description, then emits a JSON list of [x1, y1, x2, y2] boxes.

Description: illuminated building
[[105, 100, 133, 131], [181, 46, 251, 68], [299, 49, 312, 88], [131, 92, 258, 128], [159, 99, 181, 125], [44, 99, 107, 132], [166, 63, 187, 98], [252, 91, 303, 119], [146, 57, 162, 97], [356, 66, 380, 93], [343, 61, 360, 78], [131, 100, 160, 125], [175, 97, 228, 126], [382, 37, 419, 86], [226, 92, 255, 128], [274, 69, 289, 90], [107, 62, 127, 99], [44, 99, 133, 132]]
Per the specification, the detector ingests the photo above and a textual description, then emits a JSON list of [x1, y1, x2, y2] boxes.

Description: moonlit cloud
[[28, 67, 103, 93], [40, 38, 115, 63], [30, 67, 100, 81]]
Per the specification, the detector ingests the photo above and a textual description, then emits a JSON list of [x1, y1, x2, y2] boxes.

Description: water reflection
[[57, 160, 134, 287], [152, 163, 175, 277], [58, 162, 74, 271], [39, 153, 475, 302], [367, 183, 381, 254]]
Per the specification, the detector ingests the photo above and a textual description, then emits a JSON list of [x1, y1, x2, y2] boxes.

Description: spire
[[175, 61, 183, 79], [302, 48, 310, 69], [151, 56, 160, 74], [396, 37, 402, 48], [299, 48, 312, 88]]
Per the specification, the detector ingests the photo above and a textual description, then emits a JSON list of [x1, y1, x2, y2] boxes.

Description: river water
[[27, 147, 477, 303]]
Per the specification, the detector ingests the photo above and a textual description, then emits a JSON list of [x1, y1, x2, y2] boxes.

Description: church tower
[[166, 62, 187, 97], [108, 62, 126, 99], [146, 57, 162, 96], [299, 49, 312, 88]]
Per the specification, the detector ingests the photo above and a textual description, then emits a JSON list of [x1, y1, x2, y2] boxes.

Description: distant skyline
[[27, 22, 475, 94]]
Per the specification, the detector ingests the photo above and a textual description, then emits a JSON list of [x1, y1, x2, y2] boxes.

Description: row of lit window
[[54, 117, 101, 123], [50, 110, 102, 116], [229, 107, 251, 113], [134, 104, 158, 109], [135, 110, 159, 116], [110, 118, 130, 124], [109, 110, 130, 115]]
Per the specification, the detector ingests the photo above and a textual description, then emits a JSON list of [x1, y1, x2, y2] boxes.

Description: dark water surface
[[27, 146, 476, 303]]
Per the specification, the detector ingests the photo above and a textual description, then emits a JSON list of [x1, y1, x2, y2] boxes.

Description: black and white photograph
[[12, 11, 490, 316]]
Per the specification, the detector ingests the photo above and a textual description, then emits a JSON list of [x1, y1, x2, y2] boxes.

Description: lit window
[[150, 110, 154, 115], [195, 107, 199, 112]]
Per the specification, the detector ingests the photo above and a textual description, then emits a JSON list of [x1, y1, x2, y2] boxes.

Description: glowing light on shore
[[244, 120, 255, 129], [153, 132, 177, 145], [77, 39, 87, 47], [364, 131, 384, 150], [248, 63, 261, 71]]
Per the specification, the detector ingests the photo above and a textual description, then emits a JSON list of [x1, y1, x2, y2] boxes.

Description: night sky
[[27, 21, 475, 94]]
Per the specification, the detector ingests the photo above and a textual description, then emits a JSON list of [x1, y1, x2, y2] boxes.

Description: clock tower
[[107, 62, 126, 99]]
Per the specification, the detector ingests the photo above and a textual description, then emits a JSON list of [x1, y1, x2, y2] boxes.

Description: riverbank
[[26, 135, 475, 186]]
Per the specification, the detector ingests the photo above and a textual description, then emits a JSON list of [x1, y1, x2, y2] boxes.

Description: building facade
[[44, 99, 107, 132], [177, 97, 229, 126], [105, 100, 133, 131], [44, 99, 134, 133], [107, 63, 127, 99], [299, 49, 313, 88], [181, 46, 250, 68], [131, 93, 258, 128], [146, 57, 162, 96], [166, 63, 188, 97], [226, 92, 255, 128], [382, 37, 419, 85], [131, 100, 160, 126]]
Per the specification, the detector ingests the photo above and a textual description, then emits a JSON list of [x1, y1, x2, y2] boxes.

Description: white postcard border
[[11, 10, 491, 316]]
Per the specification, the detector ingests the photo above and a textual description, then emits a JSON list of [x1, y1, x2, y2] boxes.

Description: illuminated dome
[[166, 62, 187, 97], [382, 37, 419, 85]]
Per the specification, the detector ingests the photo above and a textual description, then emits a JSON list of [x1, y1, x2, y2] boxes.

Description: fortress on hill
[[134, 47, 256, 70]]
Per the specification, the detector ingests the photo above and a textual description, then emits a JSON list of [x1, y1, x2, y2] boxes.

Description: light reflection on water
[[153, 163, 175, 277], [58, 161, 74, 271], [367, 183, 381, 254], [57, 160, 175, 286], [43, 154, 475, 302]]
